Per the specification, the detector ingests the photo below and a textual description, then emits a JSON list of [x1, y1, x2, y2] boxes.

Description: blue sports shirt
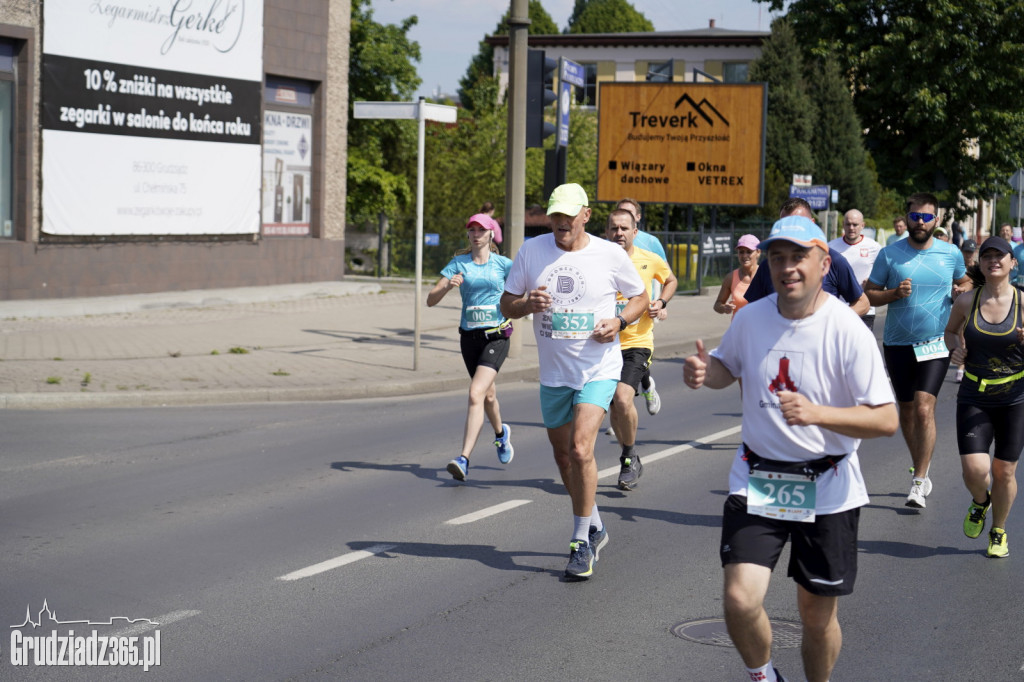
[[633, 230, 668, 262], [440, 253, 513, 330], [869, 238, 966, 346]]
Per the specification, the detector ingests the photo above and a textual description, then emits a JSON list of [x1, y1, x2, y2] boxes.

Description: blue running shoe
[[588, 525, 609, 561], [447, 455, 468, 481], [564, 539, 594, 580], [494, 424, 514, 464]]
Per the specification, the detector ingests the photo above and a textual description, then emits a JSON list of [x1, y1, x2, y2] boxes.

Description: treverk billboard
[[597, 83, 766, 206]]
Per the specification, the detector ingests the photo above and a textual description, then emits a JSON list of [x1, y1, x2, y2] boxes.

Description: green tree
[[748, 17, 816, 217], [347, 0, 421, 218], [809, 54, 879, 214], [422, 104, 509, 240], [761, 0, 1024, 210], [458, 1, 558, 111], [566, 0, 654, 34]]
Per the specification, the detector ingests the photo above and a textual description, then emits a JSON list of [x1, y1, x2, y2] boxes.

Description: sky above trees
[[369, 0, 779, 98]]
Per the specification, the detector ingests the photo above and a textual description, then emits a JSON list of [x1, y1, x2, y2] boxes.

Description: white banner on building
[[41, 0, 263, 236], [262, 111, 313, 237]]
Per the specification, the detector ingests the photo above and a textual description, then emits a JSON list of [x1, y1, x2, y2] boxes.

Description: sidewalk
[[0, 278, 732, 409]]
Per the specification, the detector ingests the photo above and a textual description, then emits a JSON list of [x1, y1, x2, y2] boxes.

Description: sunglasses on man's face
[[908, 212, 936, 224]]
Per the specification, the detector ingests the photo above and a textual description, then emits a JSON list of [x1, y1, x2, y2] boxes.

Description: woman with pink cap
[[427, 213, 514, 481], [713, 233, 761, 319]]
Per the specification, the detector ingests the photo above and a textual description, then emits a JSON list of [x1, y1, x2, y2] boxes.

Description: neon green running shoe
[[963, 496, 991, 539], [987, 528, 1009, 558]]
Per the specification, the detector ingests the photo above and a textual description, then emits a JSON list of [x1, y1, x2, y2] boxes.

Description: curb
[[0, 335, 725, 410]]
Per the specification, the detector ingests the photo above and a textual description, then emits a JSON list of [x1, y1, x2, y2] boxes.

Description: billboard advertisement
[[597, 82, 766, 206], [41, 0, 263, 236]]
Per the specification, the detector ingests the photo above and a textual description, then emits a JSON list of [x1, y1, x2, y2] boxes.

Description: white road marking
[[276, 425, 741, 583], [598, 424, 742, 479], [446, 499, 531, 525], [276, 543, 397, 581], [109, 609, 201, 637]]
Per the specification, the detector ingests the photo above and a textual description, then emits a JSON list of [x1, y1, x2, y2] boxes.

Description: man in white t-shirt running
[[501, 183, 648, 581], [683, 215, 898, 682], [829, 208, 881, 330]]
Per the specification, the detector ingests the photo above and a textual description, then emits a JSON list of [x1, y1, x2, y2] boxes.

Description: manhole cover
[[671, 618, 802, 649]]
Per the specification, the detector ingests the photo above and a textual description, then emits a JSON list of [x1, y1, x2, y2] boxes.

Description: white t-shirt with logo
[[829, 235, 881, 315], [505, 233, 645, 389], [711, 294, 895, 514]]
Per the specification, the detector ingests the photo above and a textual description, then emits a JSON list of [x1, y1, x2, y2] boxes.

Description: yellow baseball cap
[[546, 183, 589, 216]]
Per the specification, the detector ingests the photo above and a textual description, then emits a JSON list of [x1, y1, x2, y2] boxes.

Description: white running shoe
[[642, 377, 662, 415], [906, 479, 927, 508], [922, 476, 932, 497]]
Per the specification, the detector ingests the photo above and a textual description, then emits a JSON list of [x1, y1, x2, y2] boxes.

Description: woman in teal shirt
[[427, 213, 515, 481]]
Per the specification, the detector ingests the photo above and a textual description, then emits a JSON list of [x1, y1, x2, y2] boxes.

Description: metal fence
[[347, 214, 775, 293]]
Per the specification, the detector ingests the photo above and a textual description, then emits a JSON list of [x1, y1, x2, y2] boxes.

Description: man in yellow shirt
[[605, 209, 678, 490]]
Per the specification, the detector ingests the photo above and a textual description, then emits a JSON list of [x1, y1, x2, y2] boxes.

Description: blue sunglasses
[[908, 212, 936, 223]]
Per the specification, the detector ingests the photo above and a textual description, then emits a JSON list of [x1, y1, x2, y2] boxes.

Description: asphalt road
[[3, 362, 1024, 681]]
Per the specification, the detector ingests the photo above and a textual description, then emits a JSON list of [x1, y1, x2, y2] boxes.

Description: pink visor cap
[[736, 234, 760, 251], [466, 213, 502, 244]]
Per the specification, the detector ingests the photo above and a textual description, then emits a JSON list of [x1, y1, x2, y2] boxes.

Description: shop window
[[262, 77, 315, 236], [0, 40, 14, 239]]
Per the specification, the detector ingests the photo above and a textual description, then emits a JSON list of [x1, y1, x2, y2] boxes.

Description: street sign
[[353, 100, 458, 371], [789, 184, 831, 210], [557, 79, 571, 147], [557, 58, 583, 148], [793, 174, 812, 187], [424, 233, 439, 246], [1010, 169, 1024, 192], [702, 234, 734, 255], [596, 82, 766, 206], [561, 59, 585, 87], [353, 101, 457, 124]]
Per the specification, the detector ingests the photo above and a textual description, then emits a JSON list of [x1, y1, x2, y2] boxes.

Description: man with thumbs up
[[683, 215, 897, 682]]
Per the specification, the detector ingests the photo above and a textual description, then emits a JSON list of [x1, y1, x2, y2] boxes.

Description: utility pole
[[505, 0, 529, 358]]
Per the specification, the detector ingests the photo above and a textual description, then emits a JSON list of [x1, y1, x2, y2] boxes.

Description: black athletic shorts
[[883, 344, 951, 403], [720, 494, 859, 597], [459, 330, 509, 376], [619, 347, 653, 394], [957, 402, 1024, 462]]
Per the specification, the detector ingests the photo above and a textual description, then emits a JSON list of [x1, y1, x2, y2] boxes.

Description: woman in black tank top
[[943, 236, 1024, 558]]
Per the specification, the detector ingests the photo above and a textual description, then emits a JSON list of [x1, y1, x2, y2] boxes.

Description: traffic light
[[526, 49, 557, 148]]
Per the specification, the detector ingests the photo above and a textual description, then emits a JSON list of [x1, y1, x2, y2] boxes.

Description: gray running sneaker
[[564, 540, 594, 580], [588, 525, 609, 561], [641, 377, 662, 415], [617, 454, 643, 491]]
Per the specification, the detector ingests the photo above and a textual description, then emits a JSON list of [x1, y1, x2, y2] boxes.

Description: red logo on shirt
[[768, 355, 798, 393]]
